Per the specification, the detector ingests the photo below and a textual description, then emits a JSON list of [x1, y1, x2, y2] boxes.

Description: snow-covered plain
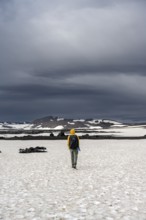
[[0, 140, 146, 220]]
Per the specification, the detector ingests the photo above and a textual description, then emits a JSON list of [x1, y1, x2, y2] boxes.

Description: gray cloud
[[0, 0, 146, 121]]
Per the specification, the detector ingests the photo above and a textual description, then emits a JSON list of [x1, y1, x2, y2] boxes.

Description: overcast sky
[[0, 0, 146, 122]]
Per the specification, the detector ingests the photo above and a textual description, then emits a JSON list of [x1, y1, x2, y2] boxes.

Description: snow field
[[0, 140, 146, 220]]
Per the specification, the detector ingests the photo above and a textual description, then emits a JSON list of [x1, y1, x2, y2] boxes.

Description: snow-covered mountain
[[32, 116, 124, 130], [0, 116, 124, 130]]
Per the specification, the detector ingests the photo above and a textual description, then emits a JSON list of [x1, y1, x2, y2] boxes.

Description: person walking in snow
[[67, 129, 80, 169]]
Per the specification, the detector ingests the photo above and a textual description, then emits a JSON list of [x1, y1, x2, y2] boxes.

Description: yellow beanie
[[70, 128, 75, 135]]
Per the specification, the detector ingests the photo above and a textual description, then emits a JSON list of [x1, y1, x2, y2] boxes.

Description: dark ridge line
[[0, 135, 146, 140]]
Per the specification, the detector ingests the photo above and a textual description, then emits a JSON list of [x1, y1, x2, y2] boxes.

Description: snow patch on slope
[[54, 125, 64, 130], [73, 119, 85, 122], [57, 118, 64, 121], [0, 123, 32, 130]]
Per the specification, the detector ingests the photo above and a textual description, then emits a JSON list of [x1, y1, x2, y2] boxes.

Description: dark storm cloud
[[0, 0, 146, 121], [0, 83, 107, 100]]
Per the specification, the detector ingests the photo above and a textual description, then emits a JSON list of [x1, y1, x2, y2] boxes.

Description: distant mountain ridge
[[32, 116, 123, 130], [1, 116, 146, 131], [0, 116, 127, 130]]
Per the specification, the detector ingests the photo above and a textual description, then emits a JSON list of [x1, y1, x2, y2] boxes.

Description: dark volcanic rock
[[57, 131, 65, 137], [99, 121, 114, 128], [19, 146, 47, 153], [50, 133, 54, 137]]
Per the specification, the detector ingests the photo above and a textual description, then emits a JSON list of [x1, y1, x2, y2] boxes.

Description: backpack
[[69, 135, 79, 149]]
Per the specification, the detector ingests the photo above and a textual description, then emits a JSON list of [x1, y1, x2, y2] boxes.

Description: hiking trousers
[[70, 149, 78, 167]]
